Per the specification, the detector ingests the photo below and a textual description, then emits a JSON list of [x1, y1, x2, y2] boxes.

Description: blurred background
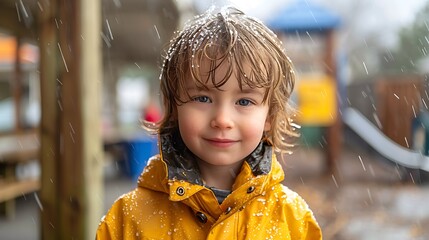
[[0, 0, 429, 239]]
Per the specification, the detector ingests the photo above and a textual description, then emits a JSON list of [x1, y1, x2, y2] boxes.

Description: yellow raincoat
[[96, 132, 322, 239]]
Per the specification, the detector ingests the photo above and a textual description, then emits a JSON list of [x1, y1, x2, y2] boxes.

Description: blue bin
[[412, 111, 429, 155], [123, 136, 158, 180], [411, 111, 429, 183]]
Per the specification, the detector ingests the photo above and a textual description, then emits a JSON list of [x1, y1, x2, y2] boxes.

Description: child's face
[[177, 61, 271, 167]]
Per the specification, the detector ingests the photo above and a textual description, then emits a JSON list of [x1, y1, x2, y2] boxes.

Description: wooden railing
[[0, 131, 40, 218]]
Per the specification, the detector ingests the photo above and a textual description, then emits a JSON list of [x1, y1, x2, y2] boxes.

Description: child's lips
[[205, 138, 238, 147]]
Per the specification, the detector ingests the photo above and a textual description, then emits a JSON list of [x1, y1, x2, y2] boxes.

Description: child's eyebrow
[[240, 86, 265, 93], [238, 87, 265, 96]]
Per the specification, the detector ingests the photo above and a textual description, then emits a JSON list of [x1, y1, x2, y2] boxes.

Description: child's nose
[[210, 106, 234, 129]]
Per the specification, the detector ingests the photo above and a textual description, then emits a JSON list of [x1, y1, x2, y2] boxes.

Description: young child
[[97, 6, 322, 239]]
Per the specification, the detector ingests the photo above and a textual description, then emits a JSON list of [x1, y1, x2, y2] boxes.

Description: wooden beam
[[39, 0, 102, 239], [39, 0, 60, 238], [80, 0, 103, 237], [13, 36, 22, 131], [0, 179, 40, 203], [324, 29, 341, 173], [56, 1, 83, 236]]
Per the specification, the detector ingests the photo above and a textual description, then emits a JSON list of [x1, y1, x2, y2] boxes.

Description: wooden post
[[39, 0, 102, 239], [39, 1, 60, 238], [324, 29, 341, 173], [79, 0, 103, 237], [12, 36, 22, 131]]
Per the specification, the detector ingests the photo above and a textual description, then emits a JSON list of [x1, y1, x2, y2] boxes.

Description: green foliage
[[380, 3, 429, 73]]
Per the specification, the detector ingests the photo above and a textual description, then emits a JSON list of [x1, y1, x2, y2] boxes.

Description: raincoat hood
[[96, 130, 322, 239]]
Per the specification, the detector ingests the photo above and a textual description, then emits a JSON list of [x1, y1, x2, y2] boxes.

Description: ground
[[283, 146, 429, 240]]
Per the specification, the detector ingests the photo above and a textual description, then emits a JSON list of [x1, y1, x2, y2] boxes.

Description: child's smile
[[203, 137, 238, 148]]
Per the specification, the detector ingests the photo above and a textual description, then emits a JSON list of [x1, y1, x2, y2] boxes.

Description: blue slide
[[342, 107, 429, 172]]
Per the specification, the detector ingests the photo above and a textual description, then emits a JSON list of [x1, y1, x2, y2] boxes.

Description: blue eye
[[193, 96, 211, 103], [237, 99, 252, 106]]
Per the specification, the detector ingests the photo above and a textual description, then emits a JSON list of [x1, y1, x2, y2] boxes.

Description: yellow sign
[[296, 75, 337, 126]]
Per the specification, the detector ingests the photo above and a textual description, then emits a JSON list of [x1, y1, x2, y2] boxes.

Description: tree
[[379, 2, 429, 74]]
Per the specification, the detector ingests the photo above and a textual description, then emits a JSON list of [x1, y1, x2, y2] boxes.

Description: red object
[[144, 104, 161, 123]]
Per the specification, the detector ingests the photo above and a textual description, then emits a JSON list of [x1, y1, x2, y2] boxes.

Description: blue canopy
[[267, 0, 341, 32]]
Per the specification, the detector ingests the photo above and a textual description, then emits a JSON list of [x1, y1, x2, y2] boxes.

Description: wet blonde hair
[[144, 6, 298, 152]]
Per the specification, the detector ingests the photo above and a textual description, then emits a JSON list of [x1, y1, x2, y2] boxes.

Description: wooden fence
[[375, 75, 424, 148]]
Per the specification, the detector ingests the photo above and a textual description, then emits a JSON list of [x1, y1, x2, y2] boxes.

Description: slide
[[342, 107, 429, 172]]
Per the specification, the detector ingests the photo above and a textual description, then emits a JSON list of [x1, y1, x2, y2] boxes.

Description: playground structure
[[268, 1, 429, 175], [343, 107, 429, 172], [345, 75, 429, 176], [268, 0, 342, 171]]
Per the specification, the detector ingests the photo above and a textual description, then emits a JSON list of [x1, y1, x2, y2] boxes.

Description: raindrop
[[331, 174, 338, 188], [37, 1, 44, 12], [367, 188, 373, 204], [358, 155, 366, 171], [306, 31, 315, 45], [154, 25, 161, 40], [106, 19, 114, 40], [34, 192, 43, 211], [100, 32, 111, 48], [54, 18, 59, 29], [422, 98, 428, 109], [19, 0, 29, 18], [69, 122, 75, 134], [57, 100, 63, 111], [69, 131, 75, 143], [409, 172, 415, 184], [15, 3, 21, 22], [394, 93, 400, 100], [57, 42, 69, 72], [395, 166, 402, 179], [422, 47, 427, 56], [373, 112, 382, 129], [362, 61, 369, 75], [368, 164, 375, 176]]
